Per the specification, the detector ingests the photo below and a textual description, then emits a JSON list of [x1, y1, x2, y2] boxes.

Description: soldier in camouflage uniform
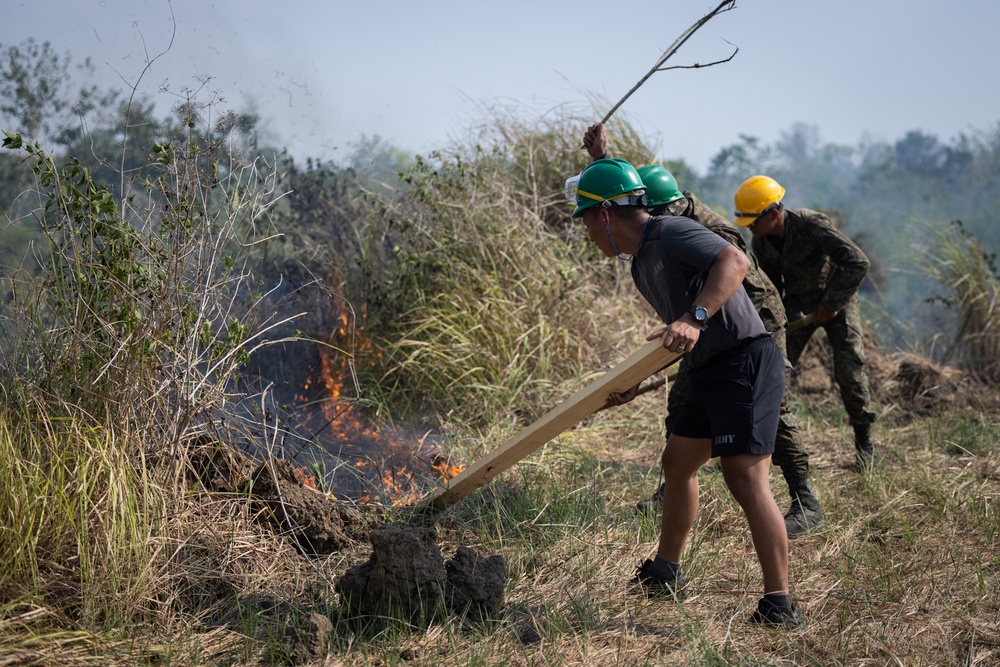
[[583, 124, 823, 538], [733, 175, 877, 468]]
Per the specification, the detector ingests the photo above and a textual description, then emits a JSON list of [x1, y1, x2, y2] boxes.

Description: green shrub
[[1, 106, 293, 449]]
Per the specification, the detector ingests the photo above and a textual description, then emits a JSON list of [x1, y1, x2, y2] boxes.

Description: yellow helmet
[[733, 175, 785, 227]]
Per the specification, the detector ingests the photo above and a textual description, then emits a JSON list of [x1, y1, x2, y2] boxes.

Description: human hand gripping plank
[[421, 339, 681, 511]]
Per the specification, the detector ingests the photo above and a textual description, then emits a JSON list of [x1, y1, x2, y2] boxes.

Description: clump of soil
[[880, 353, 965, 416], [245, 458, 380, 554], [284, 611, 333, 665], [336, 523, 506, 623], [446, 545, 506, 621], [337, 523, 446, 619]]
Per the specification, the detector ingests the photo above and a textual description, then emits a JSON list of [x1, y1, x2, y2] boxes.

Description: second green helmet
[[571, 158, 646, 218], [637, 165, 685, 208]]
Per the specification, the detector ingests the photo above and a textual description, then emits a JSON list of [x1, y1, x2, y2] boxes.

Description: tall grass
[[354, 112, 661, 429], [917, 220, 1000, 380], [0, 403, 157, 626]]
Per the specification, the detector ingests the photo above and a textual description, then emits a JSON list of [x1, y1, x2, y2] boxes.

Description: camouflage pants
[[664, 327, 812, 501], [785, 297, 875, 427]]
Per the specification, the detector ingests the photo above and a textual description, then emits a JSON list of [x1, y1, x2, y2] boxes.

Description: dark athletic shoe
[[629, 559, 687, 600], [784, 502, 824, 539], [749, 596, 806, 629], [635, 484, 665, 514]]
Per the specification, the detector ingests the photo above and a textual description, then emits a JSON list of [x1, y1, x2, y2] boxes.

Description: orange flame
[[431, 453, 465, 481], [299, 294, 464, 505], [292, 465, 318, 490]]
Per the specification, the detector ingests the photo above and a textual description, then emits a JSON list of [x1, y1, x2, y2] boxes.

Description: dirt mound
[[245, 458, 381, 555], [789, 332, 1000, 419], [337, 523, 506, 623], [881, 353, 966, 416]]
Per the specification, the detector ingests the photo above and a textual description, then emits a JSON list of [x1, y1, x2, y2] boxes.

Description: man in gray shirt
[[568, 157, 805, 627]]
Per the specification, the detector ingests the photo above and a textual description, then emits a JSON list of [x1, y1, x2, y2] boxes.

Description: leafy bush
[[1, 103, 291, 448], [0, 97, 297, 629]]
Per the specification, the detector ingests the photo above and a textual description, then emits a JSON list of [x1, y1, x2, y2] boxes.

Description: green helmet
[[570, 158, 646, 218], [637, 165, 685, 207]]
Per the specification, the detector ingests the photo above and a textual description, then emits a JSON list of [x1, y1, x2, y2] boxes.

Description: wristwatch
[[687, 305, 709, 324]]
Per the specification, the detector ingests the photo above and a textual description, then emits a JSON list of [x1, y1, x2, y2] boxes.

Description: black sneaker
[[629, 559, 687, 600], [749, 596, 806, 629], [784, 503, 823, 539], [635, 484, 665, 514]]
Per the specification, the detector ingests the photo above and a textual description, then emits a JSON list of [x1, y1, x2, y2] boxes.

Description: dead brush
[[1, 103, 298, 456]]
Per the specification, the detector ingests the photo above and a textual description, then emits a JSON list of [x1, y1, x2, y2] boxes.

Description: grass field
[[8, 346, 998, 667]]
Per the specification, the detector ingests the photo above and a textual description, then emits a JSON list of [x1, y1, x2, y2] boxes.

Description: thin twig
[[656, 47, 738, 72], [259, 385, 340, 591]]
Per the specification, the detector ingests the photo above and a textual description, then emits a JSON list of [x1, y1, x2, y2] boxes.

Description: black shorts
[[671, 336, 785, 458]]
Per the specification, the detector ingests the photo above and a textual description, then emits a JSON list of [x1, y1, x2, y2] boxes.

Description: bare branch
[[594, 0, 738, 127]]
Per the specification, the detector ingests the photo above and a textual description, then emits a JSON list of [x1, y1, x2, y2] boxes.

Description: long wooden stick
[[422, 339, 680, 510]]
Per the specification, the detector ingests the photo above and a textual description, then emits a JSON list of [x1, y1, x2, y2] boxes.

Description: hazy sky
[[4, 0, 999, 173]]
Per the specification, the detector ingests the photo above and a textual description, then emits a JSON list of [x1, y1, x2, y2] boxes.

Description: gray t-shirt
[[630, 215, 767, 368]]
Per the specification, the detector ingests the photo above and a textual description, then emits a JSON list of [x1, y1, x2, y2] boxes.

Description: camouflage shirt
[[665, 192, 787, 331], [750, 207, 870, 315]]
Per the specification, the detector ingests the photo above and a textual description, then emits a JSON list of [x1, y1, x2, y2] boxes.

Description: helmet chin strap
[[599, 206, 626, 260], [602, 206, 650, 262], [604, 223, 628, 260]]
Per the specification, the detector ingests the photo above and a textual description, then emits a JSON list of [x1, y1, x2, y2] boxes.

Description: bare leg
[[657, 434, 712, 562], [721, 453, 789, 594]]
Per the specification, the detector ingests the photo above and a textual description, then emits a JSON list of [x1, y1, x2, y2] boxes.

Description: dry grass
[[298, 381, 998, 667], [915, 220, 1000, 381], [5, 352, 995, 667], [350, 107, 660, 428]]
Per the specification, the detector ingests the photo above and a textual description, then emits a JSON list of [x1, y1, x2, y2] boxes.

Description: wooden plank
[[422, 339, 680, 510]]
